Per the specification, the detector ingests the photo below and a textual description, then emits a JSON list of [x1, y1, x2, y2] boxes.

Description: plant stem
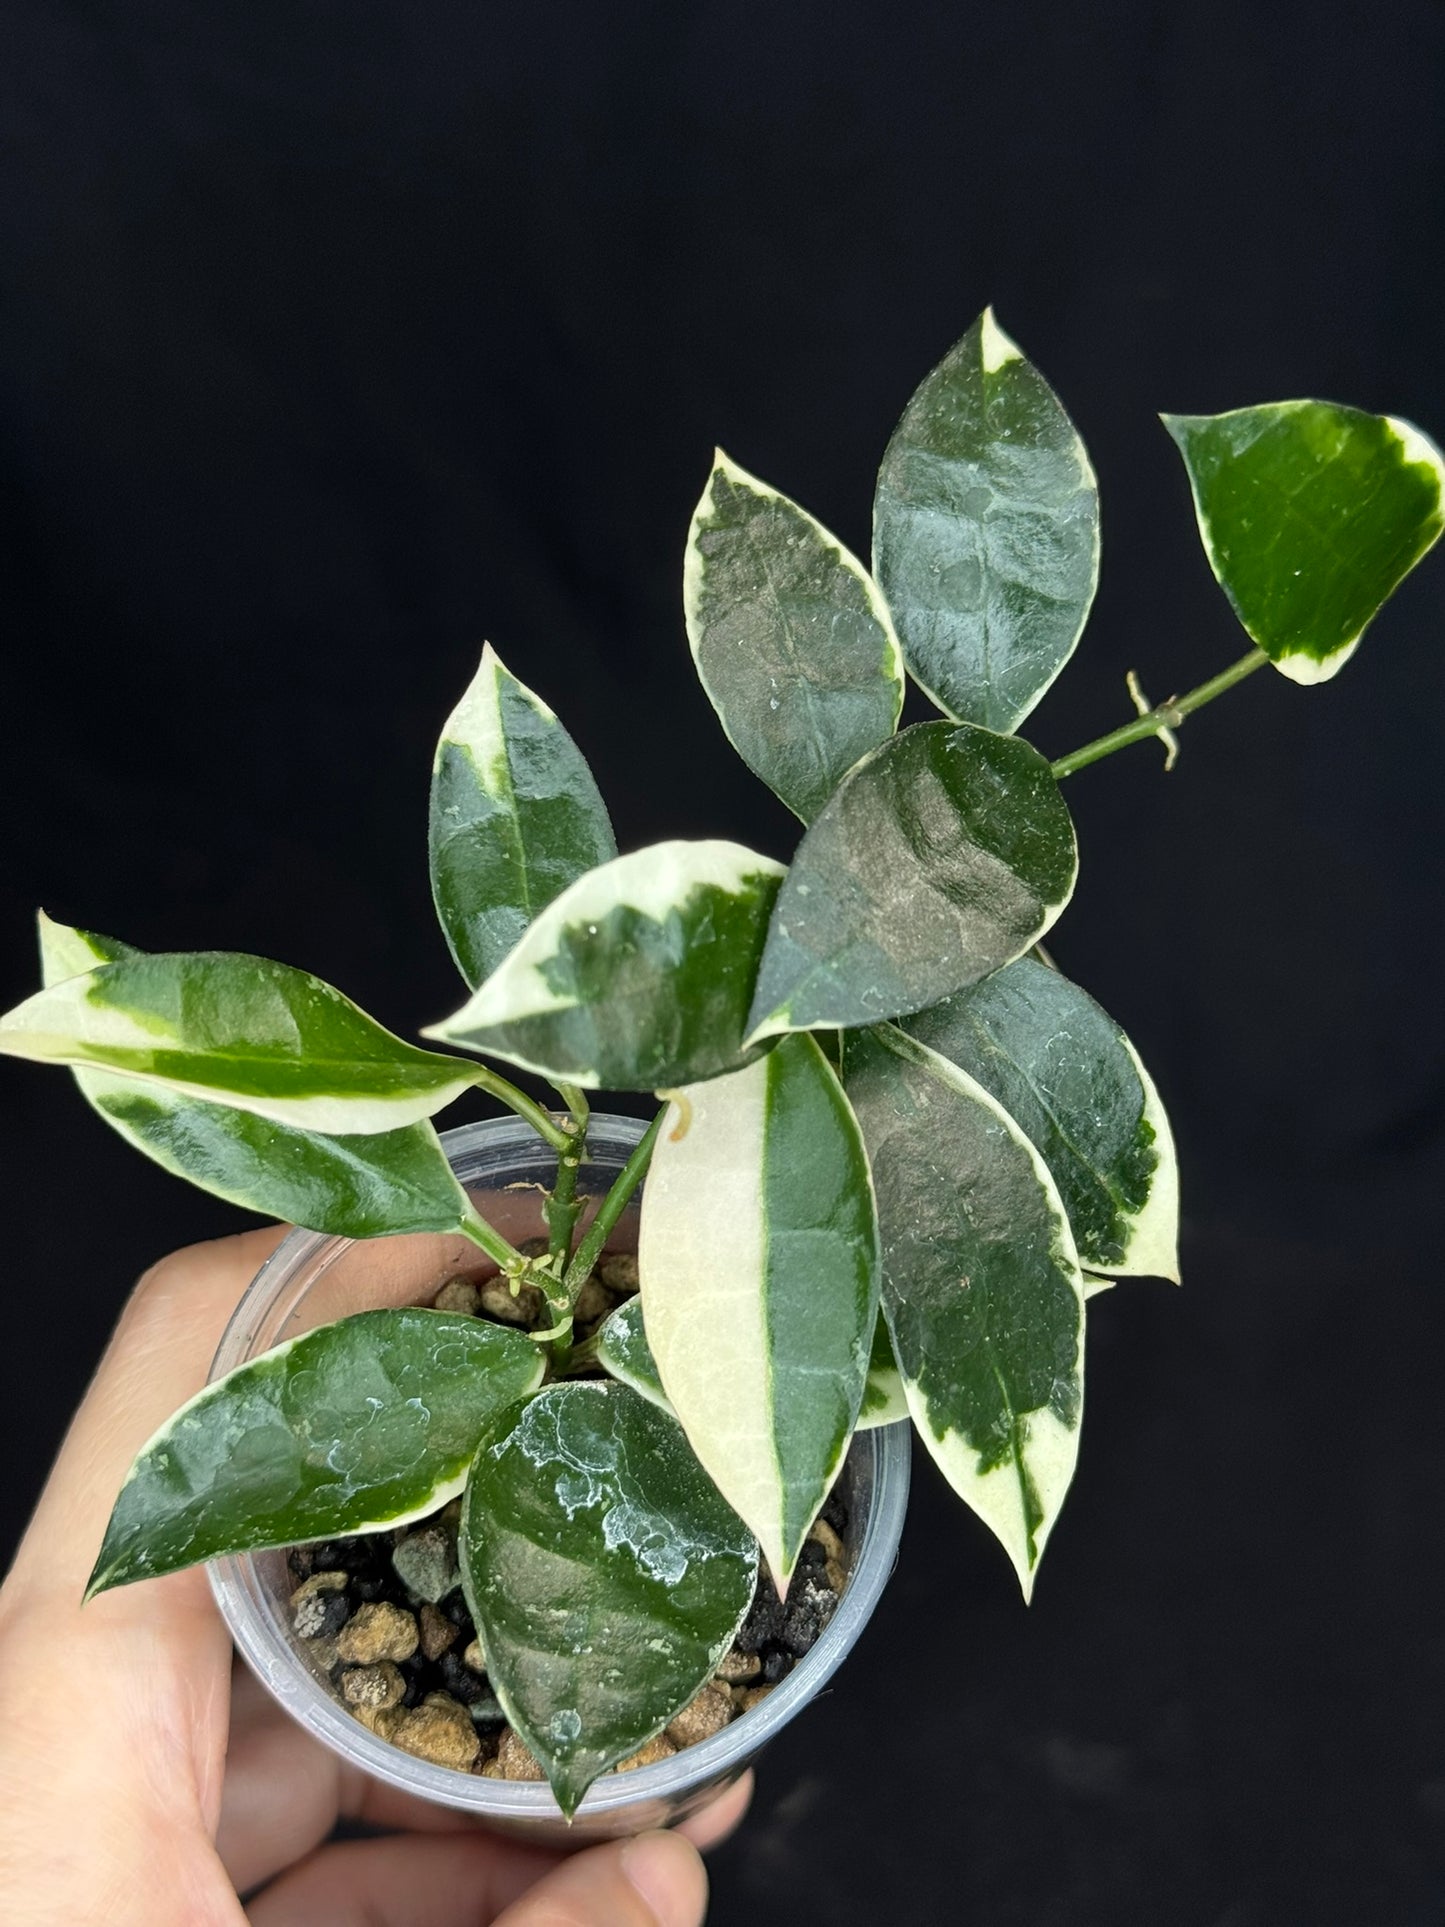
[[1049, 647, 1270, 780], [468, 1066, 571, 1153], [542, 1091, 592, 1366], [457, 1202, 528, 1274], [563, 1108, 665, 1299]]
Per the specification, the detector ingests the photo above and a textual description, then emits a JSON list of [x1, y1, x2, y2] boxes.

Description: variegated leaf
[[460, 1381, 757, 1817], [430, 644, 616, 990], [425, 840, 785, 1090], [0, 946, 478, 1133], [88, 1309, 544, 1596], [685, 452, 904, 822], [38, 916, 478, 1239], [638, 1034, 878, 1586], [904, 956, 1179, 1280], [858, 1311, 908, 1429], [844, 1023, 1085, 1598], [746, 721, 1077, 1042], [873, 309, 1100, 734], [1164, 401, 1445, 684], [595, 1295, 672, 1414]]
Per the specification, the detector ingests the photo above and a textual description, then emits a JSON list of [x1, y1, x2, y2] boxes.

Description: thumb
[[494, 1831, 708, 1927]]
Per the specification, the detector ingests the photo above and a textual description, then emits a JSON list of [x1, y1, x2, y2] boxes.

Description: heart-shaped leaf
[[0, 949, 478, 1133], [873, 309, 1100, 734], [38, 916, 479, 1239], [685, 452, 904, 822], [746, 721, 1077, 1041], [596, 1295, 672, 1414], [844, 1024, 1085, 1597], [425, 840, 785, 1090], [858, 1311, 908, 1429], [904, 956, 1179, 1280], [460, 1381, 758, 1817], [88, 1310, 544, 1597], [1164, 401, 1445, 684], [638, 1034, 878, 1586], [430, 644, 617, 990]]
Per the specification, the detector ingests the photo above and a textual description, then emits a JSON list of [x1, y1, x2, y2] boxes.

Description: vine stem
[[563, 1109, 666, 1299], [468, 1066, 571, 1153], [457, 1201, 528, 1273], [1049, 647, 1270, 780]]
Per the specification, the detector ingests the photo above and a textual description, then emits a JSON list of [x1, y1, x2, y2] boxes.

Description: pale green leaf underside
[[38, 917, 476, 1239], [426, 840, 786, 1090], [1164, 400, 1445, 684], [873, 308, 1100, 734], [904, 956, 1179, 1280], [638, 1034, 879, 1585], [746, 720, 1077, 1041], [460, 1382, 757, 1816], [88, 1310, 544, 1597], [430, 644, 616, 991], [1, 949, 478, 1134], [844, 1024, 1084, 1598], [595, 1295, 673, 1414], [685, 452, 904, 823]]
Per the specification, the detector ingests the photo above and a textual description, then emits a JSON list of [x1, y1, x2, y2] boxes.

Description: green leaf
[[425, 840, 786, 1090], [843, 1024, 1085, 1597], [38, 916, 478, 1239], [460, 1381, 757, 1817], [685, 452, 904, 822], [746, 721, 1077, 1041], [858, 1311, 908, 1429], [430, 644, 617, 990], [0, 948, 478, 1133], [904, 956, 1179, 1280], [88, 1310, 544, 1596], [873, 308, 1100, 734], [638, 1034, 879, 1585], [595, 1295, 672, 1414], [1163, 401, 1445, 684]]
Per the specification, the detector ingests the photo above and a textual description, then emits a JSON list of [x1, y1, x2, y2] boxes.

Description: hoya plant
[[3, 311, 1441, 1817]]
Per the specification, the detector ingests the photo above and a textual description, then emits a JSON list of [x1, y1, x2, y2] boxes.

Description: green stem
[[542, 1092, 592, 1369], [563, 1109, 665, 1300], [468, 1066, 570, 1153], [1049, 648, 1270, 780], [457, 1202, 528, 1274]]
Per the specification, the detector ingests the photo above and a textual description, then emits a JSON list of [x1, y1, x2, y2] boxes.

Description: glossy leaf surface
[[638, 1035, 878, 1585], [38, 916, 477, 1239], [905, 956, 1179, 1279], [430, 644, 616, 990], [747, 721, 1077, 1041], [1164, 401, 1445, 683], [427, 840, 786, 1089], [844, 1025, 1084, 1596], [461, 1382, 757, 1816], [1, 949, 477, 1133], [595, 1295, 671, 1414], [873, 309, 1100, 733], [88, 1311, 544, 1596], [685, 452, 903, 821]]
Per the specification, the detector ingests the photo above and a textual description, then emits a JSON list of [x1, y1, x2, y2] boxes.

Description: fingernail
[[620, 1830, 707, 1926]]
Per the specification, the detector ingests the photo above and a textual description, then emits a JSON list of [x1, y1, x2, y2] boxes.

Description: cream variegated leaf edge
[[684, 451, 904, 819], [864, 1029, 1086, 1600], [424, 840, 786, 1087], [1104, 1035, 1181, 1281], [638, 1037, 878, 1587], [2, 949, 478, 1134]]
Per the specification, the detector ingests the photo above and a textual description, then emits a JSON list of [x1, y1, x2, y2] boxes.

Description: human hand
[[0, 1228, 750, 1924]]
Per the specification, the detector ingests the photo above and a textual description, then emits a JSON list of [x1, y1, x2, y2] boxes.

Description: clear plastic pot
[[209, 1114, 911, 1845]]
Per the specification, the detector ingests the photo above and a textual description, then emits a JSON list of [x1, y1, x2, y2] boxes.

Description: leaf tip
[[977, 305, 1022, 375]]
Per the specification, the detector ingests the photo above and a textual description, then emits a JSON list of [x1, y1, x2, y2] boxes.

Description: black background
[[5, 4, 1445, 1922]]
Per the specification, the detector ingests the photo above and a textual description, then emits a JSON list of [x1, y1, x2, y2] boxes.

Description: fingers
[[246, 1829, 707, 1927], [6, 1225, 288, 1608], [675, 1772, 753, 1851]]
